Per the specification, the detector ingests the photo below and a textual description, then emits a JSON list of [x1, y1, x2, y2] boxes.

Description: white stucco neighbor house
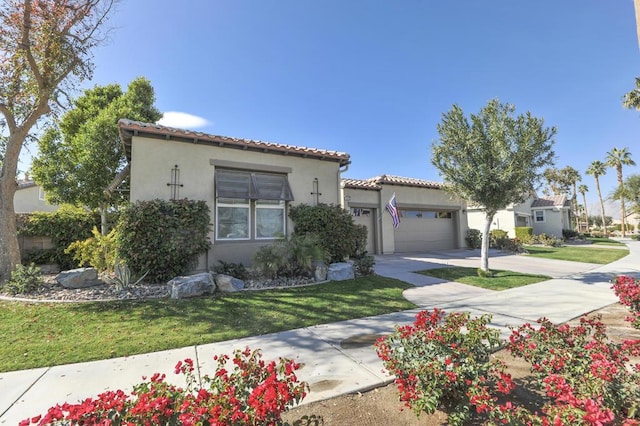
[[341, 175, 468, 254], [117, 119, 351, 267], [13, 180, 59, 214], [467, 193, 573, 239]]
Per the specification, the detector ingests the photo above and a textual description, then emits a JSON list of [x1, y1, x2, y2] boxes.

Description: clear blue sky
[[33, 1, 640, 215]]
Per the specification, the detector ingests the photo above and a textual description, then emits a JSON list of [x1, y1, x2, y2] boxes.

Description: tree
[[0, 0, 116, 281], [586, 160, 609, 236], [605, 148, 636, 237], [542, 167, 569, 196], [588, 215, 613, 228], [432, 99, 556, 272], [623, 77, 640, 110], [32, 77, 162, 234], [577, 184, 589, 232], [610, 174, 640, 217]]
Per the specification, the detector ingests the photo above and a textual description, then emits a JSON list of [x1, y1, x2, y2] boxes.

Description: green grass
[[585, 237, 625, 246], [524, 245, 629, 264], [0, 276, 416, 373], [417, 267, 550, 290]]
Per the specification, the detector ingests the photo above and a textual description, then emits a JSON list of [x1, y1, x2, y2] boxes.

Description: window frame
[[534, 210, 546, 223], [255, 200, 286, 239], [216, 197, 251, 241]]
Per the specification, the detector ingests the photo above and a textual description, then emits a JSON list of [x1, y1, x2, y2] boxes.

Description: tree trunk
[[480, 213, 494, 272], [581, 193, 589, 233], [99, 205, 108, 236], [618, 167, 627, 238], [595, 177, 607, 237], [0, 130, 26, 281]]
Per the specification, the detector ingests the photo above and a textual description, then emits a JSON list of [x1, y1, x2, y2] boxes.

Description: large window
[[215, 169, 293, 241]]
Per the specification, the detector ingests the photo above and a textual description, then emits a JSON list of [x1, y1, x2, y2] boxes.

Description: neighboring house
[[467, 194, 572, 238], [342, 175, 467, 254], [117, 119, 351, 267], [13, 180, 59, 214]]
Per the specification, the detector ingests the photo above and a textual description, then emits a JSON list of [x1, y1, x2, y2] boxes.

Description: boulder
[[168, 272, 216, 299], [312, 261, 328, 282], [56, 267, 99, 289], [327, 262, 355, 282], [215, 274, 245, 292]]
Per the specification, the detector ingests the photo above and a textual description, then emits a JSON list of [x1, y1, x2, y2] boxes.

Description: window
[[215, 169, 293, 240], [534, 210, 545, 222], [399, 210, 453, 219], [38, 187, 45, 201]]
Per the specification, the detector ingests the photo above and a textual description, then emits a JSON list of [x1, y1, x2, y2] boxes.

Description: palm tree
[[562, 166, 581, 229], [578, 184, 589, 233], [586, 161, 608, 236], [605, 148, 636, 237], [623, 77, 640, 109]]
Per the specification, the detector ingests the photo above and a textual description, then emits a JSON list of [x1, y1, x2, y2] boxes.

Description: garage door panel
[[394, 218, 455, 252]]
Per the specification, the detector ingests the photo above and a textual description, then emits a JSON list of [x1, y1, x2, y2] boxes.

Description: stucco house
[[13, 180, 58, 214], [117, 119, 351, 267], [342, 175, 467, 254], [467, 194, 573, 238]]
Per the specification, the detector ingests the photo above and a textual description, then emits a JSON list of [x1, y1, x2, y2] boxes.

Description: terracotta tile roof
[[531, 194, 570, 208], [341, 178, 382, 190], [118, 119, 351, 166], [342, 175, 445, 190], [368, 174, 445, 189]]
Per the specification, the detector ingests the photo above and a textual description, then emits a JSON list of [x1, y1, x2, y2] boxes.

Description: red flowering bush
[[505, 315, 640, 425], [375, 308, 512, 425], [612, 275, 640, 329], [22, 347, 308, 426]]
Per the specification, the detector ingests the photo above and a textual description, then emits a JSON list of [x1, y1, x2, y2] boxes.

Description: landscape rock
[[327, 262, 355, 281], [312, 261, 328, 282], [56, 267, 99, 289], [215, 274, 245, 292], [167, 272, 216, 299]]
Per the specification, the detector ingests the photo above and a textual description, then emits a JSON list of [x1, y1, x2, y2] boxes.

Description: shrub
[[465, 228, 482, 249], [515, 226, 534, 243], [505, 315, 640, 424], [253, 234, 325, 278], [562, 228, 579, 240], [352, 253, 375, 276], [375, 309, 509, 425], [213, 260, 249, 280], [489, 229, 511, 250], [536, 233, 563, 247], [612, 275, 640, 329], [116, 199, 211, 283], [3, 263, 42, 295], [65, 227, 117, 273], [24, 347, 308, 426], [289, 203, 366, 263], [18, 206, 98, 269]]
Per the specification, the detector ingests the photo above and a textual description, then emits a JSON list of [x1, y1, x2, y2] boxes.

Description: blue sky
[[25, 1, 640, 215]]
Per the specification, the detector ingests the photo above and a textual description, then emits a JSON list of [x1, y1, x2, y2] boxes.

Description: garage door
[[351, 207, 376, 254], [394, 210, 456, 252]]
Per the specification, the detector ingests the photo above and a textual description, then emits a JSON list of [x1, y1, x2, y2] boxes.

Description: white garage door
[[394, 210, 456, 252], [351, 207, 376, 254]]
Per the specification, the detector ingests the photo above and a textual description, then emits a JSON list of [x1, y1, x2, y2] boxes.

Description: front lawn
[[585, 237, 625, 246], [0, 276, 416, 373], [524, 245, 629, 264], [416, 267, 550, 290]]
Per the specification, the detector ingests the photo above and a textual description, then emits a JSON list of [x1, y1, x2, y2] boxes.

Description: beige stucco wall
[[13, 186, 59, 213], [129, 136, 345, 267], [532, 208, 566, 238], [467, 208, 517, 237]]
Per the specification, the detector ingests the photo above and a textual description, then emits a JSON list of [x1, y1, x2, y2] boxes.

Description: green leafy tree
[[606, 147, 636, 237], [578, 184, 589, 232], [432, 99, 556, 272], [32, 77, 162, 235], [0, 0, 117, 281], [586, 160, 609, 236]]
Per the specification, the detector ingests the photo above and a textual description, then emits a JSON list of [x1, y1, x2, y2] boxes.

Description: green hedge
[[515, 227, 533, 243], [116, 199, 211, 283], [18, 206, 98, 269], [289, 203, 367, 263]]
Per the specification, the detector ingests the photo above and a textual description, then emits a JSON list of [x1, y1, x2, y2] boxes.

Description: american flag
[[386, 192, 400, 229]]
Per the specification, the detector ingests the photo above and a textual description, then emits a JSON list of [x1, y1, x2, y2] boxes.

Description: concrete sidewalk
[[1, 241, 639, 424]]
